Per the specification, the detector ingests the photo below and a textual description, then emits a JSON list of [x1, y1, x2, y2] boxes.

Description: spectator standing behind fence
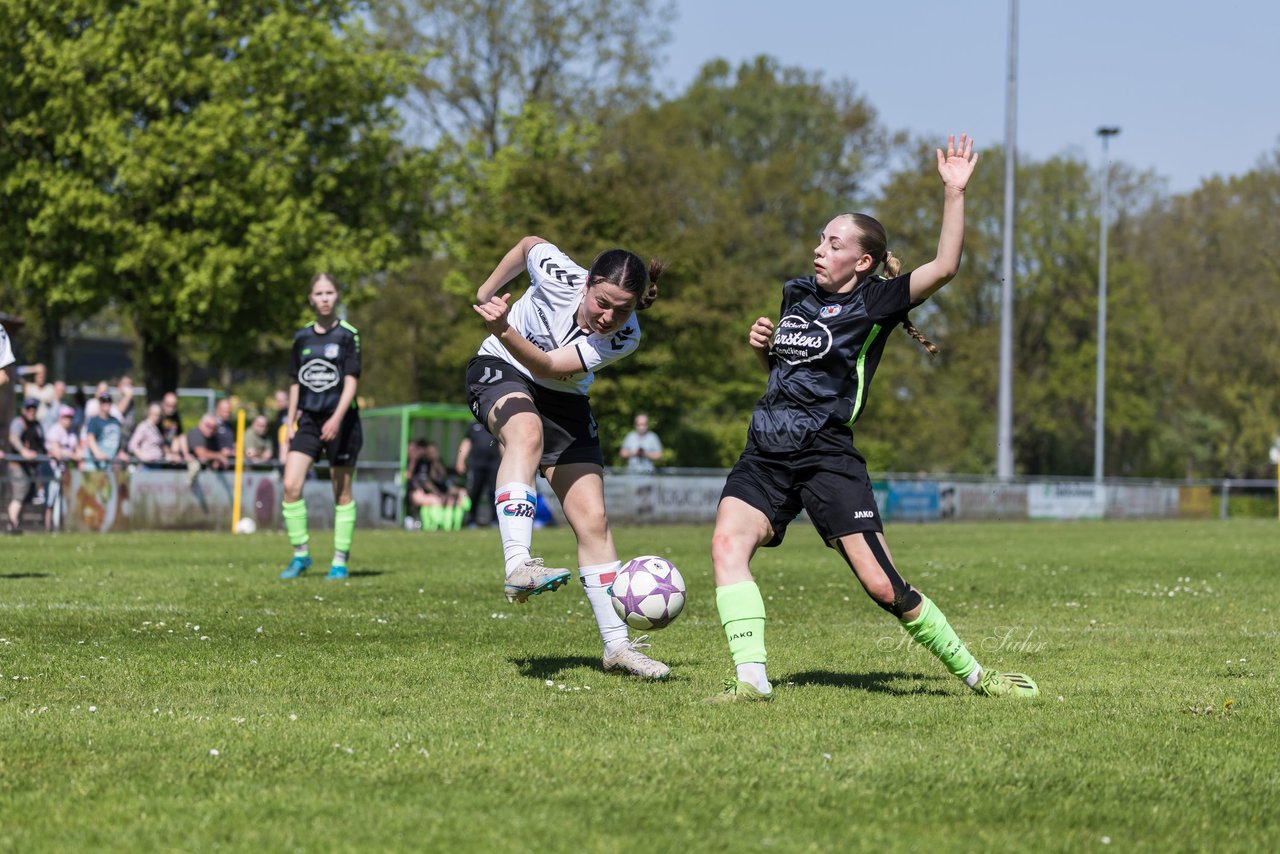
[[214, 398, 236, 452], [159, 392, 183, 448], [243, 414, 274, 464], [22, 364, 53, 425], [84, 390, 127, 472], [114, 376, 137, 435], [128, 403, 177, 466], [619, 413, 663, 474], [186, 414, 231, 475], [6, 398, 46, 534], [40, 379, 66, 434], [44, 405, 81, 530], [455, 419, 501, 527]]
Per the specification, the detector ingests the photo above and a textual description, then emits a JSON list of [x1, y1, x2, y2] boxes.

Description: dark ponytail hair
[[586, 250, 666, 311], [839, 213, 938, 356]]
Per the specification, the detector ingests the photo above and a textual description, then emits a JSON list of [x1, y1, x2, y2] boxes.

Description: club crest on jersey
[[299, 359, 340, 392], [820, 305, 842, 318], [324, 343, 340, 359], [772, 314, 834, 365]]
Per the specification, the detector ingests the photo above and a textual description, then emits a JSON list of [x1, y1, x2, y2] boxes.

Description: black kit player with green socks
[[279, 273, 363, 581], [708, 135, 1038, 702]]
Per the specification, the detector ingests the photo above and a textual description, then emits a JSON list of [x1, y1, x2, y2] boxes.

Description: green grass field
[[2, 521, 1277, 852]]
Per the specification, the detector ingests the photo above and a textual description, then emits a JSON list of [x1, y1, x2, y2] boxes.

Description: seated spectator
[[406, 440, 467, 531], [7, 397, 46, 534], [128, 403, 180, 465], [84, 390, 127, 471], [44, 405, 83, 530], [243, 414, 275, 464], [186, 414, 231, 471]]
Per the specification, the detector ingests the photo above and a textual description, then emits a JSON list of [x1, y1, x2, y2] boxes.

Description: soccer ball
[[609, 555, 686, 630], [236, 516, 257, 534]]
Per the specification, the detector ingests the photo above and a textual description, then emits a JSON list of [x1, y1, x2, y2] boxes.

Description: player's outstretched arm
[[909, 134, 979, 303]]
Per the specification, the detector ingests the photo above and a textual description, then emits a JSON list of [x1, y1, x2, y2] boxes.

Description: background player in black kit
[[279, 273, 363, 581], [708, 135, 1039, 703]]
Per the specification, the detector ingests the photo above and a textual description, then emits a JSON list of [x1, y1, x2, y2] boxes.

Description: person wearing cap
[[84, 390, 127, 472], [44, 404, 83, 530], [6, 397, 46, 534]]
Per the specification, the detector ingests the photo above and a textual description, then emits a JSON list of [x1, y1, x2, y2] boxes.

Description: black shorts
[[290, 410, 362, 467], [720, 433, 882, 548], [466, 355, 603, 470]]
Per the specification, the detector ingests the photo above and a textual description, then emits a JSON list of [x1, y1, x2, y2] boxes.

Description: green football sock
[[419, 506, 431, 530], [901, 594, 978, 681], [334, 501, 356, 555], [716, 580, 767, 666], [282, 499, 309, 552]]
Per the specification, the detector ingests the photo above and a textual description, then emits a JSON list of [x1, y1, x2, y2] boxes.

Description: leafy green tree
[[867, 144, 1170, 476], [370, 0, 671, 157], [1124, 149, 1280, 477], [0, 1, 434, 398]]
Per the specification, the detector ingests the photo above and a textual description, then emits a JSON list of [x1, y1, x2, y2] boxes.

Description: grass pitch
[[1, 520, 1277, 852]]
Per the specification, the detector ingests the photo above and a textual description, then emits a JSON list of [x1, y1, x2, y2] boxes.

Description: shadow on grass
[[784, 669, 952, 697], [511, 655, 603, 681], [347, 570, 384, 578], [0, 572, 52, 579]]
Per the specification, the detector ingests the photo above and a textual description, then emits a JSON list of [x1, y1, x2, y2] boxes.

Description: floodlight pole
[[1094, 126, 1120, 483], [996, 0, 1018, 480]]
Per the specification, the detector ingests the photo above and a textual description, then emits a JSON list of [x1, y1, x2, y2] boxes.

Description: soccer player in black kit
[[708, 135, 1039, 702], [279, 273, 363, 581]]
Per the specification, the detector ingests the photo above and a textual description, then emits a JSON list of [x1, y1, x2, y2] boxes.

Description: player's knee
[[871, 585, 922, 618]]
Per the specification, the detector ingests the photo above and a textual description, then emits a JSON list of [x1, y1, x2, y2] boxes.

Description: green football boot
[[974, 669, 1039, 698], [704, 677, 773, 704]]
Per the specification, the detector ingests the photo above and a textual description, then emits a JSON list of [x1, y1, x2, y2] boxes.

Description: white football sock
[[736, 663, 770, 693], [580, 561, 629, 651], [965, 663, 983, 688], [495, 482, 536, 575]]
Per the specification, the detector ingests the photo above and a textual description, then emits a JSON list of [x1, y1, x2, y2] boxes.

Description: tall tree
[[370, 0, 671, 157], [0, 1, 434, 398], [867, 144, 1169, 477], [1124, 150, 1280, 478]]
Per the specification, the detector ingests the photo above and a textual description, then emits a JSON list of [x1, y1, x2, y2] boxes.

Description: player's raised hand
[[748, 316, 775, 354], [936, 134, 979, 192], [473, 293, 512, 335]]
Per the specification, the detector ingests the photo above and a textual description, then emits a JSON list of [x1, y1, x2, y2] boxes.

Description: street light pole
[[996, 0, 1018, 480], [1094, 126, 1120, 484]]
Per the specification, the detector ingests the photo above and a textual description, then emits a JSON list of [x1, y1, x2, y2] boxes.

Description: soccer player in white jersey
[[467, 236, 670, 679]]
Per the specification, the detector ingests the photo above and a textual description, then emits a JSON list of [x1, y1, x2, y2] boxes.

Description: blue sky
[[659, 0, 1279, 194]]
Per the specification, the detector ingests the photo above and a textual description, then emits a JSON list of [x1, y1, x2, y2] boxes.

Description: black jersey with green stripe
[[291, 320, 361, 416], [748, 274, 912, 454]]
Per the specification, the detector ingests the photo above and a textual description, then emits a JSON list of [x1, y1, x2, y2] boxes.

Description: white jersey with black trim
[[478, 241, 641, 395]]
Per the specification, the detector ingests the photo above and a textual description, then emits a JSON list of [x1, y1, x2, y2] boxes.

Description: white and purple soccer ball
[[609, 555, 686, 630]]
